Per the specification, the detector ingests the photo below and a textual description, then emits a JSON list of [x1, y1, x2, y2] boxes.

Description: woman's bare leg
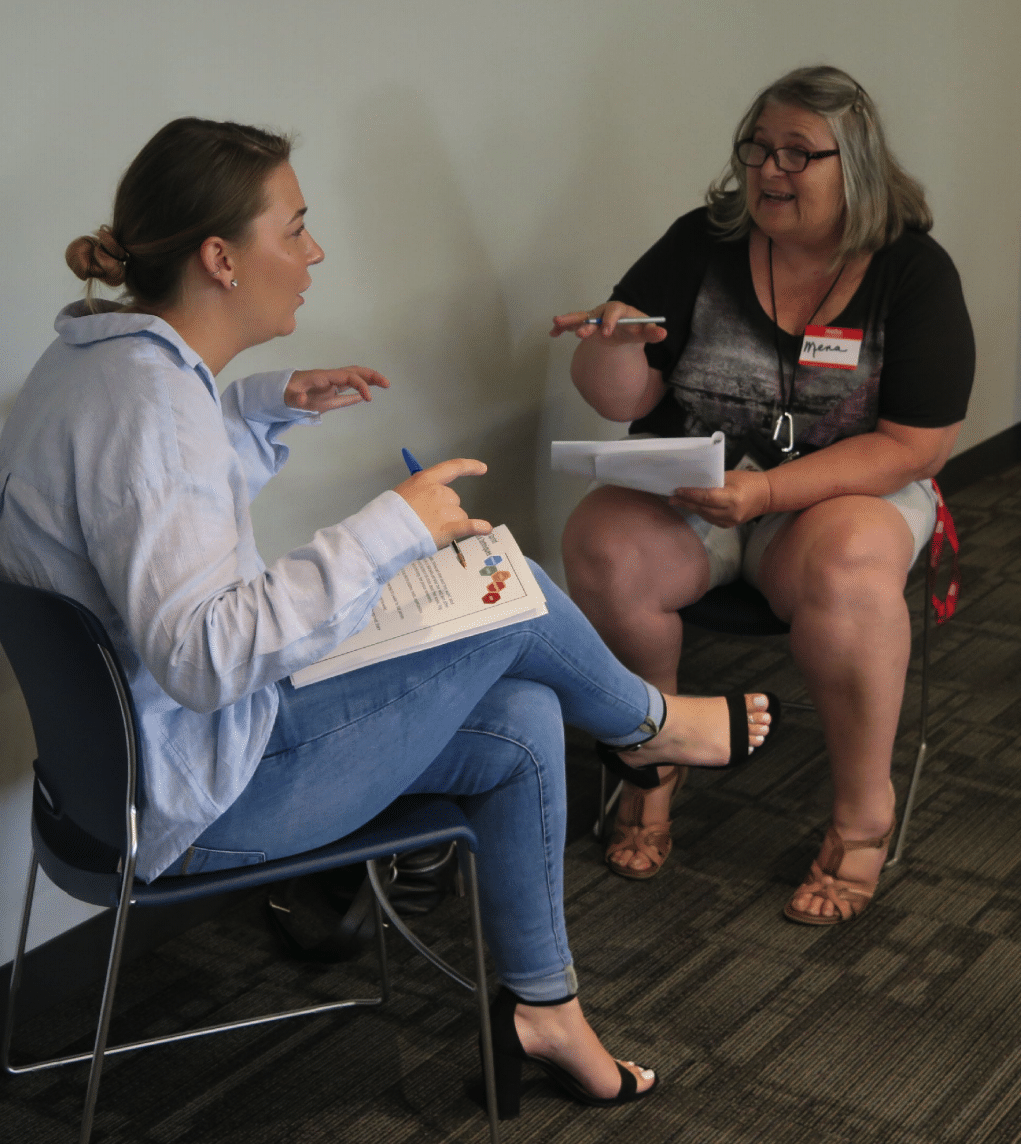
[[562, 486, 710, 874], [757, 495, 915, 918]]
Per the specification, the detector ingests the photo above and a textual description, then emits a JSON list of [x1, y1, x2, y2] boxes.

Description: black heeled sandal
[[485, 987, 657, 1119], [597, 691, 782, 790]]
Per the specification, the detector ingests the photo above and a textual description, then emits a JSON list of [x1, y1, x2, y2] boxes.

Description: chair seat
[[680, 579, 790, 636], [35, 795, 477, 909]]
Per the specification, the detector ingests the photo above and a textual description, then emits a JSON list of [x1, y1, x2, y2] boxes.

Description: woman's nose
[[761, 150, 785, 176], [306, 233, 325, 265]]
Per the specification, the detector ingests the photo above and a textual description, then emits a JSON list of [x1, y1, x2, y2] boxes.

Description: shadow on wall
[[0, 647, 34, 791], [327, 85, 545, 556]]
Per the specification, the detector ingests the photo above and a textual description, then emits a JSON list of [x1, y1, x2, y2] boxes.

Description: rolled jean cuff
[[501, 963, 579, 1003], [597, 680, 666, 749]]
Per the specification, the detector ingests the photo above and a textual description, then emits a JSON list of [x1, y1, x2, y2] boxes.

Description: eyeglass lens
[[736, 141, 809, 173]]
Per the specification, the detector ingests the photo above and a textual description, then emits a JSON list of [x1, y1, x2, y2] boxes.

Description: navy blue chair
[[596, 576, 935, 868], [0, 582, 500, 1144]]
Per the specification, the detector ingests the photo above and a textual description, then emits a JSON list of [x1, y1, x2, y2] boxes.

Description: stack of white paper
[[291, 525, 547, 686], [551, 432, 725, 495]]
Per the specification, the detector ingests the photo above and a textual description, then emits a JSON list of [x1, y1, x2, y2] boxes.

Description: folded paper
[[551, 433, 725, 495]]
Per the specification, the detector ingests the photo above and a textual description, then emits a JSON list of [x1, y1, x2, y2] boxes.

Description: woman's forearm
[[570, 338, 666, 422], [764, 421, 962, 515]]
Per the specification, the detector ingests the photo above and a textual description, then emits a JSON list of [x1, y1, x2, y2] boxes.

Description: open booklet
[[290, 525, 548, 687], [551, 432, 725, 494]]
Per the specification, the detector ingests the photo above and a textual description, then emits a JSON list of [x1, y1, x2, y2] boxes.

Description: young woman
[[0, 118, 775, 1116]]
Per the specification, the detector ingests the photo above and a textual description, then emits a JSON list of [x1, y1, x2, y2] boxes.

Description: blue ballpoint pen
[[401, 448, 468, 569]]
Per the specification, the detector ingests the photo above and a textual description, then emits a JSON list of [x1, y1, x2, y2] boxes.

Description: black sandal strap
[[726, 692, 747, 768], [614, 1061, 639, 1101], [595, 741, 664, 790]]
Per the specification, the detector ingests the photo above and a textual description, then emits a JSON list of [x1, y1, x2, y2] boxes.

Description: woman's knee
[[562, 489, 634, 581], [764, 501, 914, 615], [562, 487, 706, 604], [458, 678, 565, 783]]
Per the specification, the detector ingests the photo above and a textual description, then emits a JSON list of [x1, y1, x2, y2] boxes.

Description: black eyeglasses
[[735, 139, 840, 174]]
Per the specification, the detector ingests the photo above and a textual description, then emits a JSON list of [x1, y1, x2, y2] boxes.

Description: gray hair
[[705, 65, 933, 258]]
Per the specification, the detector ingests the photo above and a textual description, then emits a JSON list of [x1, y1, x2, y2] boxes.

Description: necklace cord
[[766, 238, 846, 423]]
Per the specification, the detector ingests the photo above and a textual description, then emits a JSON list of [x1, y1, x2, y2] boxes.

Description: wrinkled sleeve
[[219, 370, 318, 501], [79, 368, 435, 715]]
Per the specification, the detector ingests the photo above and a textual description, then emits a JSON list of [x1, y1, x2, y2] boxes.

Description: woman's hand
[[670, 469, 773, 528], [550, 302, 668, 345], [284, 367, 391, 414], [395, 458, 492, 549]]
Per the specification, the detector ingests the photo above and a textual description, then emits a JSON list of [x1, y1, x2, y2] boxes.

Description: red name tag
[[798, 325, 863, 370]]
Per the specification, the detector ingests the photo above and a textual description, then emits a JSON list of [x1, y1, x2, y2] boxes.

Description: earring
[[230, 279, 238, 289]]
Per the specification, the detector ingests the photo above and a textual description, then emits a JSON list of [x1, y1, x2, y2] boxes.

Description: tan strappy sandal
[[784, 819, 896, 925], [605, 767, 687, 881]]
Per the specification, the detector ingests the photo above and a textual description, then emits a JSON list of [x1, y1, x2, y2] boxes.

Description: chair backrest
[[0, 582, 138, 875]]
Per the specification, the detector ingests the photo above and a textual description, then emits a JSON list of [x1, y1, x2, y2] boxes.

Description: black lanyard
[[767, 238, 845, 453]]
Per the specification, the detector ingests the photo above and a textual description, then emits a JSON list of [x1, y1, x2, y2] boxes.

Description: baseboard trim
[[939, 422, 1021, 495]]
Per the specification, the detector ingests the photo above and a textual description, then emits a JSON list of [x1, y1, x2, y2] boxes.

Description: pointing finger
[[422, 458, 489, 485]]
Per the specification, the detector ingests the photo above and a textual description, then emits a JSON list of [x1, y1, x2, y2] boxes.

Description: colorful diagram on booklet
[[479, 555, 512, 603]]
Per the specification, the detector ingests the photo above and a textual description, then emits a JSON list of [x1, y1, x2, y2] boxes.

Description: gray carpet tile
[[3, 464, 1020, 1143]]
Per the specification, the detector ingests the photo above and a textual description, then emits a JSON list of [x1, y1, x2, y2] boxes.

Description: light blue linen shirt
[[0, 302, 435, 880]]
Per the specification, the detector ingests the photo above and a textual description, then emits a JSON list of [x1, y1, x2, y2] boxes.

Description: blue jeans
[[165, 565, 662, 1002]]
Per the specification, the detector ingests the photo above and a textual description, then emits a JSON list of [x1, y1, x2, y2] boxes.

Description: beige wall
[[2, 0, 1019, 959]]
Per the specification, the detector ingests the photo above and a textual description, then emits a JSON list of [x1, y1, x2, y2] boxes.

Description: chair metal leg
[[366, 858, 475, 991], [459, 843, 500, 1144], [371, 889, 391, 1003], [1, 852, 40, 1076], [7, 868, 384, 1079], [887, 574, 934, 868], [77, 853, 139, 1143], [593, 767, 621, 840]]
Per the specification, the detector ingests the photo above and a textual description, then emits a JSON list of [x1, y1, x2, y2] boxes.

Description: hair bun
[[65, 228, 128, 287]]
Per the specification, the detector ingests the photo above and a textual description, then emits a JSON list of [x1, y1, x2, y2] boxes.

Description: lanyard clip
[[772, 411, 796, 454]]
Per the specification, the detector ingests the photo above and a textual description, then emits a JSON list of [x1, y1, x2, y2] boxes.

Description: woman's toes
[[619, 1060, 656, 1091], [792, 889, 821, 916]]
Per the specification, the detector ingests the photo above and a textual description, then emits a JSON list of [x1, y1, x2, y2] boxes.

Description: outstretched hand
[[395, 458, 492, 549], [550, 302, 668, 344], [284, 367, 391, 414], [670, 469, 773, 528]]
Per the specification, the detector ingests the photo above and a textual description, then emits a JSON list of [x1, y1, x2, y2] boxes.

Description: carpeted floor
[[3, 464, 1020, 1143]]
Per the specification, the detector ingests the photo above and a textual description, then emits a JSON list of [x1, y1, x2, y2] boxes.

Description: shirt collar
[[55, 301, 215, 386]]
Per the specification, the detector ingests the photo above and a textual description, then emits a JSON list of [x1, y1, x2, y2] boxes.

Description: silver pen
[[583, 316, 667, 325]]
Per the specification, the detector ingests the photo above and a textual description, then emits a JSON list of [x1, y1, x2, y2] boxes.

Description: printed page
[[551, 432, 725, 494], [291, 526, 547, 686]]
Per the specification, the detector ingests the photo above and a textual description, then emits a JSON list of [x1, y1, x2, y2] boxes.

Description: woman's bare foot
[[605, 693, 773, 877], [514, 997, 655, 1098], [605, 767, 685, 878], [786, 781, 897, 921], [623, 692, 773, 769]]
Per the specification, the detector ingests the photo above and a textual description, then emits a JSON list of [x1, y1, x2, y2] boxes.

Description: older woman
[[552, 66, 973, 921], [0, 118, 783, 1116]]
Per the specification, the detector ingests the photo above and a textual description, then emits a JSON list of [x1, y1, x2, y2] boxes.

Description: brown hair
[[66, 118, 292, 308], [705, 66, 933, 259]]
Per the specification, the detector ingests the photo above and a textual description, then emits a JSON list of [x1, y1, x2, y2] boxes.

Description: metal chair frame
[[595, 562, 938, 869], [0, 584, 500, 1144]]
